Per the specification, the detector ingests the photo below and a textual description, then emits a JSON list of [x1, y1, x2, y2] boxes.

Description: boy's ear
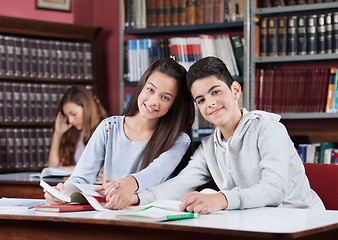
[[231, 81, 241, 100]]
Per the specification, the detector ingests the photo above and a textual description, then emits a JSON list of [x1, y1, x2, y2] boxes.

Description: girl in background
[[44, 58, 195, 209], [48, 86, 107, 170]]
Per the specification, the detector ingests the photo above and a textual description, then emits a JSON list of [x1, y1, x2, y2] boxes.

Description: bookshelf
[[0, 16, 101, 173], [120, 0, 248, 139], [248, 0, 338, 142]]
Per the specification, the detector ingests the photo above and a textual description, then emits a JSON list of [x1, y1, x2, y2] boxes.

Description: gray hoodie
[[138, 109, 325, 210]]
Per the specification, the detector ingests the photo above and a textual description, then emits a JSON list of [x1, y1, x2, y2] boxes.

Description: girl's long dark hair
[[57, 86, 107, 166], [122, 59, 195, 170]]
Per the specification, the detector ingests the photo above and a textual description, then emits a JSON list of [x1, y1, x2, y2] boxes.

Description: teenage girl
[[44, 58, 195, 209], [48, 86, 107, 170]]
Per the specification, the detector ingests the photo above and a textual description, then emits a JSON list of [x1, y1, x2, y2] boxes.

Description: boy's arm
[[137, 145, 212, 205], [221, 121, 292, 210]]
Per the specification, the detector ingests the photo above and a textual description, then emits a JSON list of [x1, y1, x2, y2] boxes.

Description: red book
[[34, 204, 94, 213]]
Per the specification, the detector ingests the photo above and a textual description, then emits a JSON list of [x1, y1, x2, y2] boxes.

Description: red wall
[[0, 0, 120, 115]]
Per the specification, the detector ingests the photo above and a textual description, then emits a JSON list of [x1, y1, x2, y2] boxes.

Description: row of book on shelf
[[259, 12, 338, 57], [0, 82, 93, 123], [255, 67, 338, 113], [124, 34, 243, 82], [256, 0, 336, 8], [0, 128, 52, 172], [0, 34, 94, 80], [124, 0, 244, 29], [298, 142, 338, 165]]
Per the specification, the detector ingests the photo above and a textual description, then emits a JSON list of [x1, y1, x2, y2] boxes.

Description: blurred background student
[[48, 86, 107, 171]]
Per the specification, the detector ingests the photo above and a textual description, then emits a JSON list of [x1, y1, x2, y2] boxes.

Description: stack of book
[[124, 0, 244, 29]]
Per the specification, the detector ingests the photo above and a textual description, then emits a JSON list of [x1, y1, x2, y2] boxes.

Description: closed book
[[178, 0, 186, 25], [5, 36, 15, 76], [260, 17, 268, 57], [317, 14, 326, 54], [230, 35, 244, 76], [21, 38, 29, 77], [267, 17, 278, 56], [325, 13, 333, 54], [326, 68, 336, 113], [214, 0, 224, 23], [155, 0, 164, 27], [195, 0, 204, 25], [297, 15, 307, 55], [170, 0, 179, 26], [277, 16, 287, 56], [333, 12, 338, 53], [164, 0, 171, 26], [0, 35, 5, 76], [224, 0, 231, 22], [186, 0, 196, 25], [204, 0, 214, 24], [13, 37, 22, 77], [124, 0, 132, 29], [35, 204, 94, 213], [287, 15, 298, 56], [306, 14, 317, 55]]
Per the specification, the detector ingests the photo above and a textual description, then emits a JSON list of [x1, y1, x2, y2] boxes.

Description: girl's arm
[[48, 112, 72, 167], [65, 120, 106, 185]]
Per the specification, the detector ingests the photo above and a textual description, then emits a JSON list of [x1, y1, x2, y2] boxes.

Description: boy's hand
[[43, 182, 67, 205], [179, 192, 228, 214]]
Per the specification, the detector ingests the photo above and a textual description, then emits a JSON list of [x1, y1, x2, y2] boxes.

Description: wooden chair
[[303, 163, 338, 210]]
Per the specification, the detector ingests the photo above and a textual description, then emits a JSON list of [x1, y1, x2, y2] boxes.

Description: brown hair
[[57, 86, 107, 166], [122, 58, 195, 170]]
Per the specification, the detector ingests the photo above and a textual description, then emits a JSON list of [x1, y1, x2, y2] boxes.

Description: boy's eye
[[212, 90, 221, 95], [147, 88, 154, 93]]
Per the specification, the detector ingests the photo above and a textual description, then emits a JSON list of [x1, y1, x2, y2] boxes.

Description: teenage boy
[[134, 57, 325, 214]]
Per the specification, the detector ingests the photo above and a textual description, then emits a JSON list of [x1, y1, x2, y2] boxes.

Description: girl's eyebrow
[[148, 82, 174, 97], [194, 85, 221, 102]]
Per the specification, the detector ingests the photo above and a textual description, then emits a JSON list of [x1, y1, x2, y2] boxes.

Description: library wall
[[0, 0, 121, 115]]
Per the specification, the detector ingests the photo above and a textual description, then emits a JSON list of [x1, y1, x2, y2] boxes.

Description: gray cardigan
[[138, 109, 325, 210]]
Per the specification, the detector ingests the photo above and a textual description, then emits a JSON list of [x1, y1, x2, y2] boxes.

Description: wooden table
[[0, 172, 62, 199], [0, 207, 337, 240]]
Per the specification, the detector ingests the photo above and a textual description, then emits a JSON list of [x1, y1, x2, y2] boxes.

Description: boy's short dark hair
[[186, 56, 234, 90]]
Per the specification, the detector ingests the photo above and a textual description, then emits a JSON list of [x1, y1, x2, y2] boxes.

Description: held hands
[[179, 192, 228, 215], [44, 183, 67, 205], [54, 112, 72, 134], [95, 176, 139, 210]]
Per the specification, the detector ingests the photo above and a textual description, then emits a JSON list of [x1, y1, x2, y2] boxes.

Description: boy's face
[[190, 76, 241, 128]]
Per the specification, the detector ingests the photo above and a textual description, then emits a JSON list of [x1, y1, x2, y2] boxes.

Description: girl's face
[[62, 102, 84, 130], [137, 71, 178, 120]]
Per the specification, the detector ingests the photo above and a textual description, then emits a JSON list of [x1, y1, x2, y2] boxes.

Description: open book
[[30, 167, 73, 179], [117, 202, 200, 222], [40, 180, 107, 211]]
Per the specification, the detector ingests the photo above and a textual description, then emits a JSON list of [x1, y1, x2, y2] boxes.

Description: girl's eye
[[196, 98, 205, 105], [162, 96, 170, 101]]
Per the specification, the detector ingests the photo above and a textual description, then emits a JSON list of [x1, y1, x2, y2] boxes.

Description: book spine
[[326, 68, 336, 113], [277, 16, 287, 56], [13, 37, 22, 77], [76, 42, 84, 79], [34, 84, 42, 122], [224, 0, 231, 22], [28, 39, 38, 78], [70, 42, 77, 79], [287, 15, 298, 56], [164, 0, 171, 27], [307, 14, 318, 55], [260, 17, 268, 57], [325, 13, 333, 54], [156, 0, 165, 27], [36, 40, 44, 78], [21, 38, 30, 77], [83, 43, 93, 80], [49, 40, 57, 79], [42, 40, 50, 78], [5, 36, 15, 76], [195, 0, 204, 25], [0, 82, 3, 122], [317, 14, 326, 54], [203, 0, 214, 24], [186, 0, 196, 26], [62, 42, 71, 79], [333, 12, 338, 53], [4, 82, 12, 121], [170, 0, 179, 26], [214, 0, 224, 23], [0, 35, 5, 76], [12, 82, 21, 122], [297, 15, 307, 55], [146, 0, 156, 28], [178, 0, 186, 26], [267, 17, 278, 56]]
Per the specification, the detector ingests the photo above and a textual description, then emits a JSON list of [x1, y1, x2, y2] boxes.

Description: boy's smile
[[191, 76, 242, 139]]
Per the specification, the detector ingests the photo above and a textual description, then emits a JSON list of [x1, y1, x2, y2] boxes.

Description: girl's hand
[[104, 176, 139, 210], [179, 192, 228, 214], [43, 183, 67, 205], [54, 112, 72, 134]]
